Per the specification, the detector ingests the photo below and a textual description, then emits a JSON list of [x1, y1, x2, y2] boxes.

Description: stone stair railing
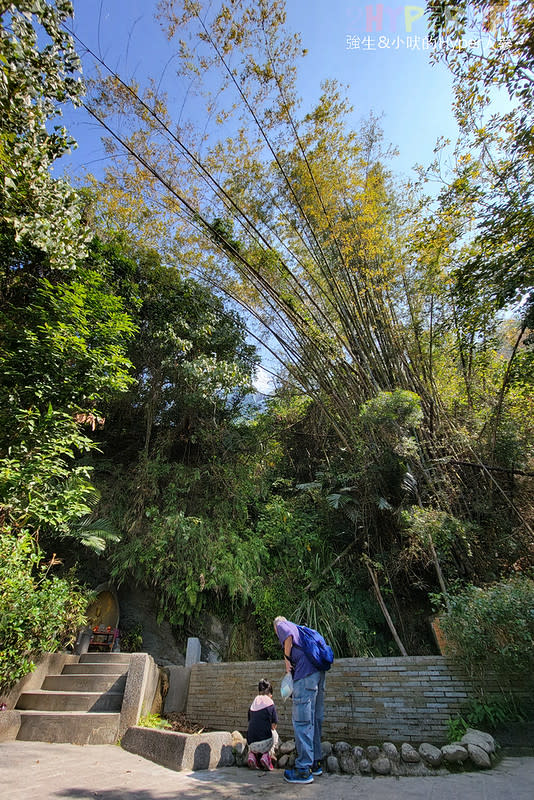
[[0, 651, 160, 745]]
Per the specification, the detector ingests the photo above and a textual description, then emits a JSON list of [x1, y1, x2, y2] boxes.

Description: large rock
[[467, 743, 492, 769], [327, 755, 341, 773], [353, 745, 365, 761], [461, 729, 496, 755], [419, 742, 443, 767], [371, 757, 391, 775], [358, 758, 372, 774], [280, 739, 296, 754], [321, 741, 333, 757], [333, 740, 352, 755], [401, 742, 421, 763], [339, 752, 357, 774], [442, 743, 469, 763], [382, 742, 399, 762], [118, 583, 184, 666], [366, 745, 380, 761]]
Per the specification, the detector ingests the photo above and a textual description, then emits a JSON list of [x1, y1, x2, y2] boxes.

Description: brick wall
[[185, 656, 532, 743]]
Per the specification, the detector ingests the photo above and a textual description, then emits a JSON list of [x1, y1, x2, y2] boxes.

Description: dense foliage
[[0, 532, 87, 691], [0, 0, 532, 687], [0, 2, 134, 686], [439, 576, 534, 684]]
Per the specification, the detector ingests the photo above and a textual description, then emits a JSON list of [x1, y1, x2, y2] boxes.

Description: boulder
[[339, 753, 357, 774], [327, 755, 341, 773], [278, 755, 289, 769], [371, 757, 392, 775], [461, 729, 496, 755], [358, 758, 372, 774], [280, 739, 296, 755], [366, 745, 381, 761], [401, 742, 421, 763], [467, 743, 491, 769], [321, 740, 333, 757], [419, 742, 443, 767], [382, 742, 399, 762], [353, 745, 365, 761], [442, 743, 469, 763], [333, 740, 352, 755]]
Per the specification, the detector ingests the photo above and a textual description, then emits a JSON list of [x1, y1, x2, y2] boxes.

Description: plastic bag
[[280, 672, 293, 701]]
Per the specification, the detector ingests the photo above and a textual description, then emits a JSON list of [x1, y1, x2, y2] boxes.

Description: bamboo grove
[[1, 0, 533, 672]]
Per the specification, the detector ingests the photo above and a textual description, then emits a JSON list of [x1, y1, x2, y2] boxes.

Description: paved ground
[[1, 741, 534, 800]]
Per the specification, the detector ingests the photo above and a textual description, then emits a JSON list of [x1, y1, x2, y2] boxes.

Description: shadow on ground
[[53, 774, 288, 800]]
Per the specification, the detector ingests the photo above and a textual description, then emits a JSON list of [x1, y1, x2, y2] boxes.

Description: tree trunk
[[365, 560, 408, 656]]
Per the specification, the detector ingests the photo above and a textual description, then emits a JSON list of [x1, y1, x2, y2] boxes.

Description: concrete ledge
[[121, 726, 235, 771], [0, 710, 21, 741]]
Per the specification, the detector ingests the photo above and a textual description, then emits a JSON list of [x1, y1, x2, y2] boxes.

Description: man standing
[[273, 616, 327, 784]]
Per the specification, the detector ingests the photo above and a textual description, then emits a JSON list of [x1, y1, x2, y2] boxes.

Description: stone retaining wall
[[185, 656, 533, 743]]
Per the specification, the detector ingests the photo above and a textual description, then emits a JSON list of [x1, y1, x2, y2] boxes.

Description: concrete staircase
[[15, 653, 131, 745]]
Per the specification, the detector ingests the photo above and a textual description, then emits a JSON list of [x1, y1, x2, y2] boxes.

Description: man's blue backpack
[[296, 625, 334, 671]]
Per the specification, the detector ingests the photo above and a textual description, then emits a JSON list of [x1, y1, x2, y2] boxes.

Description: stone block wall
[[185, 656, 533, 743]]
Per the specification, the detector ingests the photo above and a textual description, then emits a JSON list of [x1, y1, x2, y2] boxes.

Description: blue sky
[[62, 1, 460, 394], [63, 0, 458, 181]]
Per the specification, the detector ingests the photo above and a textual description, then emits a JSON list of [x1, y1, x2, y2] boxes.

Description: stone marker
[[185, 637, 202, 668]]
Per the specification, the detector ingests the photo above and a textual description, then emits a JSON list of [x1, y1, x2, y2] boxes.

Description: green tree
[[0, 3, 138, 685], [74, 0, 533, 648]]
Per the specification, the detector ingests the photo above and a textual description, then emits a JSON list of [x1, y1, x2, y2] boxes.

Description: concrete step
[[42, 674, 127, 693], [17, 711, 120, 745], [79, 652, 131, 664], [62, 663, 128, 676], [16, 690, 124, 713]]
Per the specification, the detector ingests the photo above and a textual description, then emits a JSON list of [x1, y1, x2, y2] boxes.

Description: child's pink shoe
[[247, 751, 259, 769], [260, 752, 273, 770]]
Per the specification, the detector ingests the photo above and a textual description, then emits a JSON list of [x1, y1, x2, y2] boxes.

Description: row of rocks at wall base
[[233, 728, 497, 775]]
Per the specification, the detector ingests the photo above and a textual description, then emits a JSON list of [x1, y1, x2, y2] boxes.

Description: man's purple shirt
[[275, 619, 317, 681]]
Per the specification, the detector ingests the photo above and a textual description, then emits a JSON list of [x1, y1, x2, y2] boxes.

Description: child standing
[[246, 679, 279, 770]]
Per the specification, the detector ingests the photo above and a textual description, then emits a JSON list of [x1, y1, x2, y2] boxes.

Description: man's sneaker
[[247, 751, 259, 769], [283, 767, 314, 784], [311, 760, 323, 776], [260, 752, 273, 770]]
